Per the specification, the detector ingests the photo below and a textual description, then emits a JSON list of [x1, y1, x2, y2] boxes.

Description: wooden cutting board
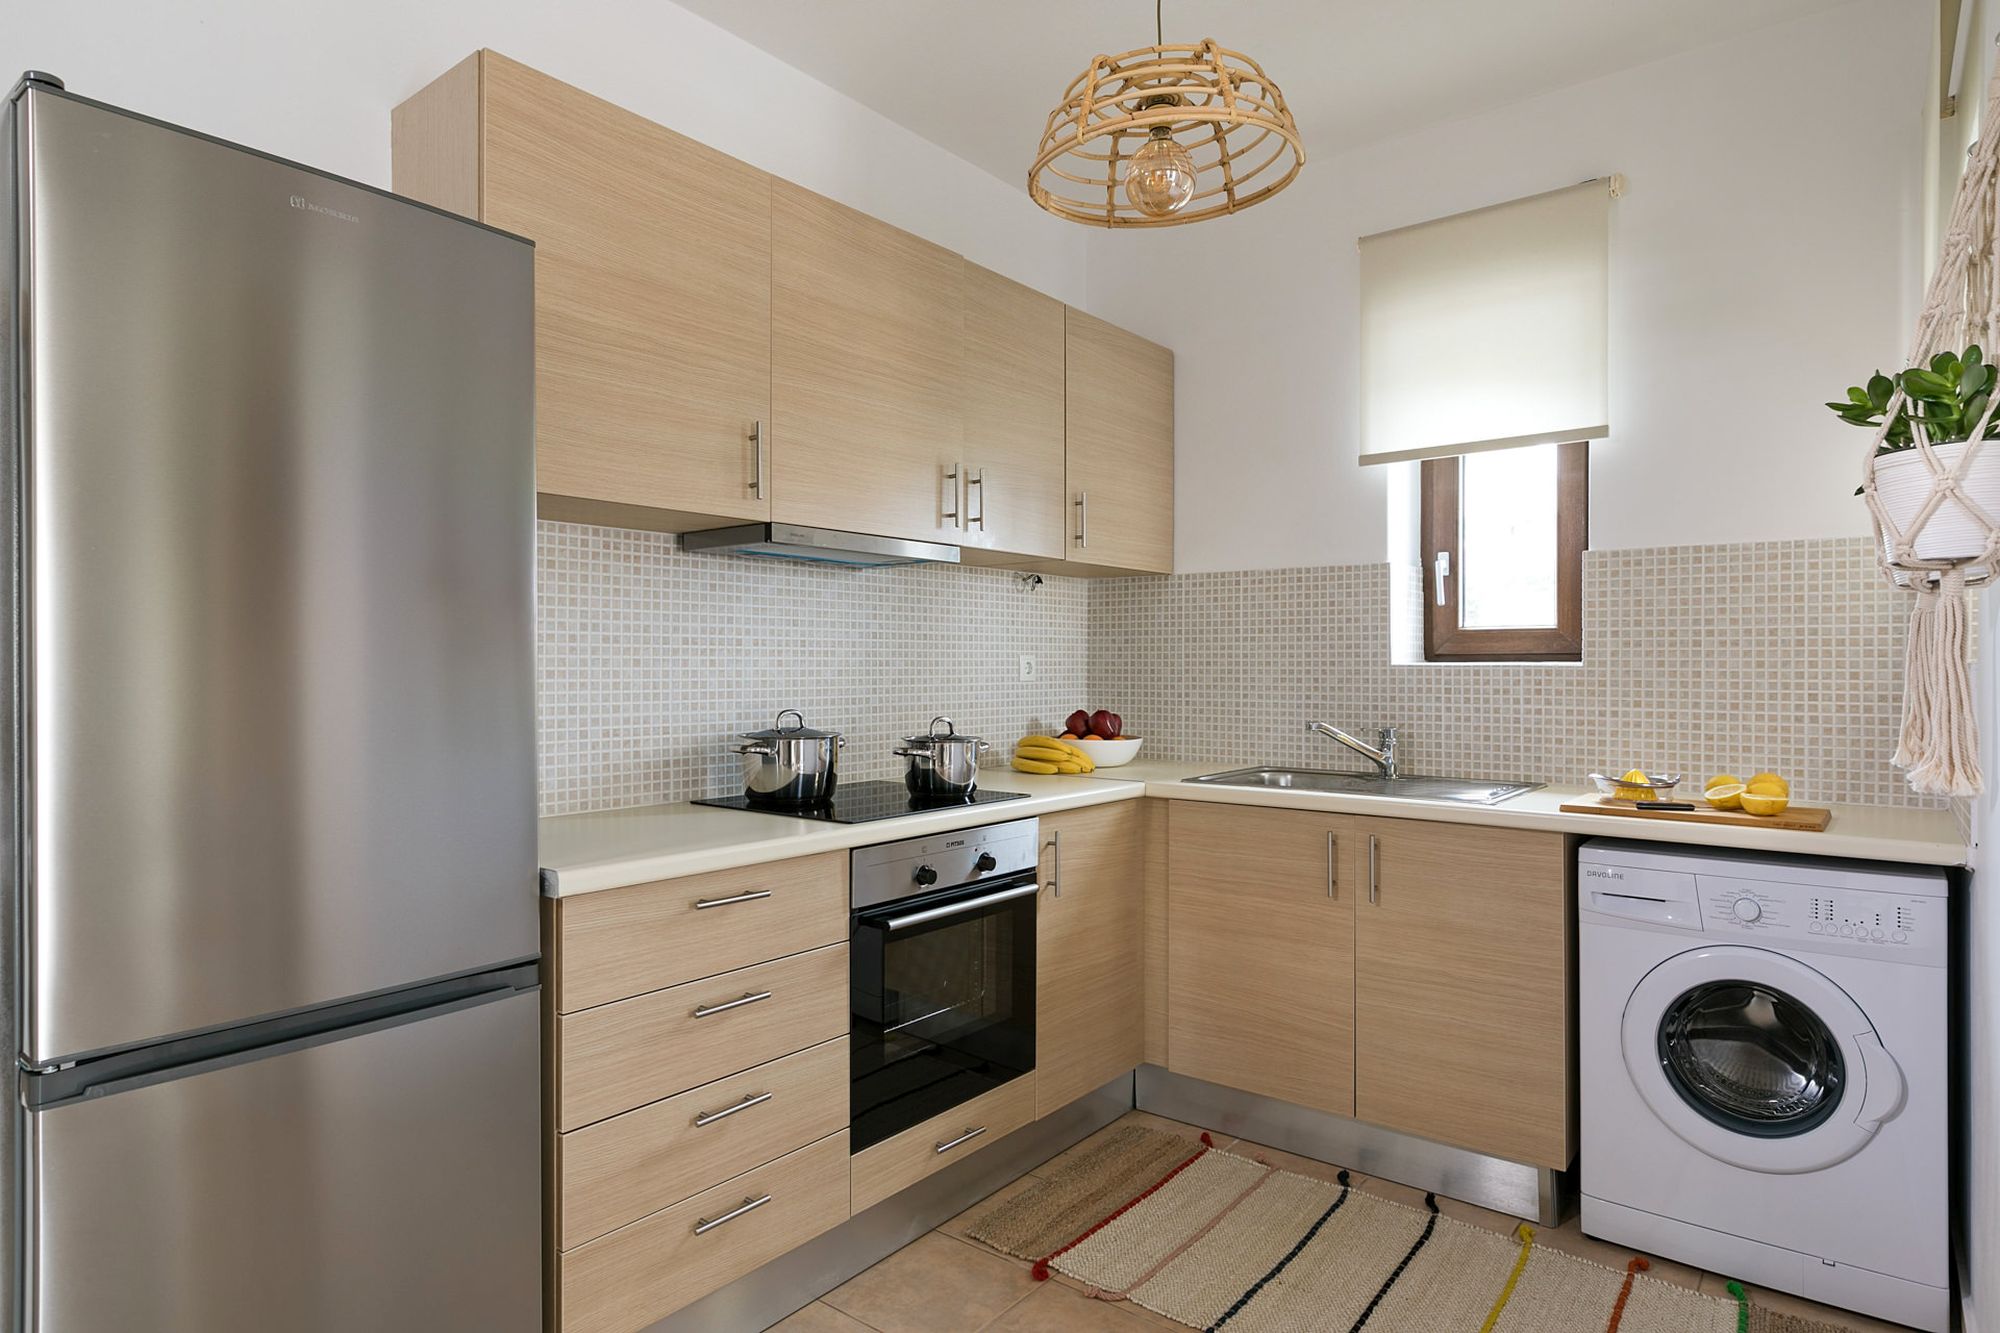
[[1558, 798, 1832, 832]]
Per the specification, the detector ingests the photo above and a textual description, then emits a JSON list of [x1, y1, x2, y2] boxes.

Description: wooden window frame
[[1420, 442, 1587, 663]]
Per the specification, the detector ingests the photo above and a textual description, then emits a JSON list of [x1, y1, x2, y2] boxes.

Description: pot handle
[[774, 708, 806, 733], [975, 738, 991, 753], [893, 746, 924, 758], [930, 716, 956, 738], [735, 742, 776, 756]]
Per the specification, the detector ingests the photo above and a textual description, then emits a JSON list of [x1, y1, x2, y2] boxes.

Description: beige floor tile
[[823, 1231, 1037, 1333], [769, 1301, 876, 1331], [975, 1280, 1163, 1331], [1697, 1272, 1921, 1332], [1537, 1215, 1703, 1289]]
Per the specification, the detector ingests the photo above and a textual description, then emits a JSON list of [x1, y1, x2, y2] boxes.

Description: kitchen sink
[[1183, 767, 1542, 805]]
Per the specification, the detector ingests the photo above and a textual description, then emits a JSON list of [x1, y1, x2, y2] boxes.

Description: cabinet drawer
[[558, 945, 847, 1130], [558, 1130, 850, 1333], [559, 1037, 848, 1249], [849, 1073, 1035, 1214], [553, 853, 847, 1013]]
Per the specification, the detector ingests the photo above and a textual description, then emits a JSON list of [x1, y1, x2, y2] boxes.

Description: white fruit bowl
[[1071, 737, 1143, 767]]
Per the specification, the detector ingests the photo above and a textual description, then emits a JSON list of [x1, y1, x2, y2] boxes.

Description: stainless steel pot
[[735, 710, 844, 806], [895, 716, 991, 799]]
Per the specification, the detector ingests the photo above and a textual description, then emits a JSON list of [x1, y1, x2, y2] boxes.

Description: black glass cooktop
[[693, 780, 1030, 825]]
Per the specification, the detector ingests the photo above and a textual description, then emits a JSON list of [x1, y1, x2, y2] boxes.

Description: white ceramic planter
[[1873, 440, 2000, 565]]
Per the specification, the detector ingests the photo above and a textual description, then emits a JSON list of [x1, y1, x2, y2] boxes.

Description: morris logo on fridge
[[288, 194, 359, 223]]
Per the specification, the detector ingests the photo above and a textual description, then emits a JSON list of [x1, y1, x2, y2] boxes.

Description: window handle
[[1433, 551, 1450, 606]]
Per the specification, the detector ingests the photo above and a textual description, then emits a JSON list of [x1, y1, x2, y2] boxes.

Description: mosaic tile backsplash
[[539, 527, 1941, 815], [1089, 537, 1941, 810], [537, 521, 1091, 815]]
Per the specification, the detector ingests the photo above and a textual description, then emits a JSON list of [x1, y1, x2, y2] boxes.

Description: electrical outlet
[[1019, 654, 1036, 682]]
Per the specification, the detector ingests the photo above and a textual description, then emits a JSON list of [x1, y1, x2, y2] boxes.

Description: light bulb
[[1124, 129, 1196, 217]]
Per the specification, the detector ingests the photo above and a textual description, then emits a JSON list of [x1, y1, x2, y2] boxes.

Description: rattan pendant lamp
[[1029, 0, 1304, 227]]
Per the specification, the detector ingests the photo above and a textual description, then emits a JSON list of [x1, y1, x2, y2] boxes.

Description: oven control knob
[[913, 865, 938, 887], [974, 852, 998, 873], [1732, 897, 1762, 923]]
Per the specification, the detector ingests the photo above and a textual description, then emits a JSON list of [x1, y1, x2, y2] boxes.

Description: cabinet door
[[478, 53, 773, 528], [770, 182, 963, 543], [1166, 803, 1355, 1116], [1036, 803, 1145, 1116], [958, 263, 1066, 562], [1063, 308, 1174, 574], [1354, 822, 1572, 1167]]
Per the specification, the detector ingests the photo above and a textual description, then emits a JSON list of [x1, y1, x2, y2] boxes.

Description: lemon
[[1740, 790, 1791, 817], [1747, 772, 1790, 796], [1705, 782, 1747, 810]]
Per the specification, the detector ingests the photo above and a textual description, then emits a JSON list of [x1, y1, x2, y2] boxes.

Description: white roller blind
[[1358, 177, 1614, 466]]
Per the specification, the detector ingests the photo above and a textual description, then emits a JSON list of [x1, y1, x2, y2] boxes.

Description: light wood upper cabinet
[[392, 51, 773, 531], [770, 182, 964, 544], [957, 263, 1067, 563], [1062, 308, 1174, 575], [1036, 803, 1145, 1116], [1354, 821, 1572, 1168], [1166, 802, 1356, 1117]]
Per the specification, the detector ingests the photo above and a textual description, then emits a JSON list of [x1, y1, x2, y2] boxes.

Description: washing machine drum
[[1622, 945, 1906, 1173]]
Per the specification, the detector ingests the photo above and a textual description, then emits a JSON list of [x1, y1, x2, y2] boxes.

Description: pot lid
[[741, 709, 842, 741], [900, 715, 982, 746]]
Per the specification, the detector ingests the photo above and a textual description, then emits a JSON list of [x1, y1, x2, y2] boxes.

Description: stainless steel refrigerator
[[3, 74, 540, 1331]]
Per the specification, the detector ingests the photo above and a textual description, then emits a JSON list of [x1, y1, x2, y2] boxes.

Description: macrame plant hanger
[[1860, 44, 2000, 797]]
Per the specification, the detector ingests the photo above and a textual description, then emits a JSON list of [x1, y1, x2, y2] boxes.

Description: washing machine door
[[1621, 945, 1905, 1172]]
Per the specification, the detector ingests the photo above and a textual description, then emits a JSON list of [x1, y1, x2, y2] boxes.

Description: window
[[1420, 441, 1586, 661]]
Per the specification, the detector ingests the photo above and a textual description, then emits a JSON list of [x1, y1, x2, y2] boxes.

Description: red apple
[[1106, 712, 1123, 739], [1090, 709, 1117, 740], [1065, 709, 1092, 737]]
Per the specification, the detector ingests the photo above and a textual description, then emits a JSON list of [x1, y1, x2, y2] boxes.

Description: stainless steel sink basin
[[1183, 767, 1541, 805]]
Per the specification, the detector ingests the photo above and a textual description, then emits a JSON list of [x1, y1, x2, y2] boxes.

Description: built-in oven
[[849, 818, 1039, 1153]]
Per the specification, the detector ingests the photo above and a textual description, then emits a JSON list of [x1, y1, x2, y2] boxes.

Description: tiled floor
[[772, 1111, 1919, 1333]]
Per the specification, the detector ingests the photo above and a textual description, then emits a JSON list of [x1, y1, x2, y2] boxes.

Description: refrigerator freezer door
[[18, 90, 536, 1065], [25, 986, 540, 1332]]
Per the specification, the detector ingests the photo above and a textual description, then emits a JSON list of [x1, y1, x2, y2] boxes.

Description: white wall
[[1, 0, 1089, 305], [1084, 0, 1930, 573]]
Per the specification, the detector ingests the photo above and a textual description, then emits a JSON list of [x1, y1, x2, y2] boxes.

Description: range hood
[[681, 523, 959, 568]]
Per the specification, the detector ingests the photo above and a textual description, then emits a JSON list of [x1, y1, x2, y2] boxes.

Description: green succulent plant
[[1827, 345, 2000, 457]]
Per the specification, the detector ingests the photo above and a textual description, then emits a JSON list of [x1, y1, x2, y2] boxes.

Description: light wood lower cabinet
[[556, 944, 848, 1131], [1166, 802, 1358, 1116], [1354, 820, 1573, 1167], [1036, 803, 1144, 1115], [849, 1073, 1037, 1214], [550, 852, 847, 1013], [558, 1037, 849, 1250], [557, 1130, 850, 1333]]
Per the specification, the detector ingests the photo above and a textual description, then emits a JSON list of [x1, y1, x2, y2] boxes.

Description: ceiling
[[675, 0, 1858, 185]]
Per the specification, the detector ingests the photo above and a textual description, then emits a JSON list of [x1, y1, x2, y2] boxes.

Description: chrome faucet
[[1308, 721, 1400, 780]]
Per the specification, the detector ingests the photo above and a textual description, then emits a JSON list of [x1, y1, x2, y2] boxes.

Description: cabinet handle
[[693, 1090, 773, 1127], [1327, 832, 1338, 898], [1044, 831, 1061, 898], [693, 889, 772, 910], [750, 421, 766, 500], [693, 1194, 773, 1235], [968, 469, 986, 531], [1074, 491, 1088, 548], [934, 1125, 988, 1155], [1367, 835, 1380, 905], [943, 463, 963, 529], [692, 990, 772, 1019]]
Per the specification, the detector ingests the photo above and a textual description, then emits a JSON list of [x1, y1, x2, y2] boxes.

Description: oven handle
[[874, 880, 1039, 932]]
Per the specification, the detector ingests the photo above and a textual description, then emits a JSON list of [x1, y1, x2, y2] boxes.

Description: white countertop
[[541, 760, 1968, 897]]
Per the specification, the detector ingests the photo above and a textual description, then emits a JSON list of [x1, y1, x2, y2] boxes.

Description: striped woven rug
[[967, 1126, 1846, 1333]]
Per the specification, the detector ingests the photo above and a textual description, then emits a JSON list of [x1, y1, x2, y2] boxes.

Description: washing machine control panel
[[1699, 874, 1944, 965]]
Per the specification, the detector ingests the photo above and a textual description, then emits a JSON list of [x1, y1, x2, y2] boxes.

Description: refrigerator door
[[24, 985, 540, 1332], [17, 88, 536, 1065]]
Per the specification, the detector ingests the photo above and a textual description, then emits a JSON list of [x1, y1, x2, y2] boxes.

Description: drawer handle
[[934, 1125, 988, 1155], [692, 990, 772, 1019], [693, 1091, 773, 1127], [693, 1193, 773, 1235], [693, 889, 772, 910]]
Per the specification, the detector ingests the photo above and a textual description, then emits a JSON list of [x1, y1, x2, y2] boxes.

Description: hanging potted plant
[[1829, 344, 2000, 564]]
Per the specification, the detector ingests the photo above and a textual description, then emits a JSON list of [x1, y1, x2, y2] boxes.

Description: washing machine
[[1578, 839, 1948, 1332]]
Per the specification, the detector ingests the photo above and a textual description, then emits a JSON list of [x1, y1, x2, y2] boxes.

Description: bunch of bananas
[[1011, 735, 1095, 775]]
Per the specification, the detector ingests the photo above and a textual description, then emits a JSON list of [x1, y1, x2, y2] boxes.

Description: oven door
[[850, 872, 1037, 1152]]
